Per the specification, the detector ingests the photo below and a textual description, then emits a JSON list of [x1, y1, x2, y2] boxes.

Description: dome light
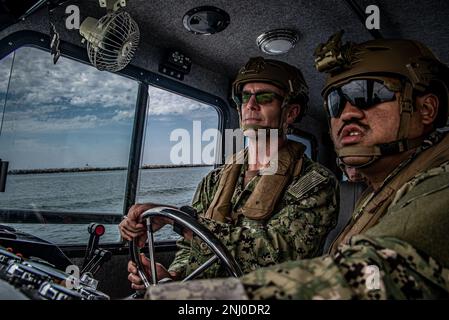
[[256, 29, 298, 55]]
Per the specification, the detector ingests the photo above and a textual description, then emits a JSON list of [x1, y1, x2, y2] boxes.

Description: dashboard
[[0, 224, 110, 300]]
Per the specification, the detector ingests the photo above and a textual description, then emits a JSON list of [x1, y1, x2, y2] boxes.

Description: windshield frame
[[0, 30, 229, 248]]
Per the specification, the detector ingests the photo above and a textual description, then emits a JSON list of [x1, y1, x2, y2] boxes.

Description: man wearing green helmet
[[119, 57, 339, 288], [144, 32, 449, 299]]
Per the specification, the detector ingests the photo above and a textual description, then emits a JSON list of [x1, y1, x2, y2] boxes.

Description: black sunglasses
[[240, 91, 284, 105], [325, 79, 397, 118]]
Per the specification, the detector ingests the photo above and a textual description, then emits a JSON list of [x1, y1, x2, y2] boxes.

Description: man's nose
[[244, 94, 260, 110], [339, 101, 364, 121]]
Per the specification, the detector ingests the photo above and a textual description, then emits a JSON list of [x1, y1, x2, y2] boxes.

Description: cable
[[0, 50, 15, 137]]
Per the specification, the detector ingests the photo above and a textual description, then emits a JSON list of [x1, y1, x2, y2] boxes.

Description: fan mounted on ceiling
[[79, 0, 140, 72]]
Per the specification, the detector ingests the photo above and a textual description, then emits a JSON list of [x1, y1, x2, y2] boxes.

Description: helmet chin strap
[[336, 82, 425, 169]]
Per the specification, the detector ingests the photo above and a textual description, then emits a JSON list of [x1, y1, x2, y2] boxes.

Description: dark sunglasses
[[325, 79, 397, 118], [240, 91, 284, 105]]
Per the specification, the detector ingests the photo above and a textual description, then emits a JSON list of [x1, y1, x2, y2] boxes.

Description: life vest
[[329, 133, 449, 254], [204, 141, 305, 223]]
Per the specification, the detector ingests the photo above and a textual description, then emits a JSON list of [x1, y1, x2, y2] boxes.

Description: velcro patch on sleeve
[[288, 170, 327, 199]]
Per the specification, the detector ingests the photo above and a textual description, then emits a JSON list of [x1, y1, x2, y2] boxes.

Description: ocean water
[[0, 166, 213, 245]]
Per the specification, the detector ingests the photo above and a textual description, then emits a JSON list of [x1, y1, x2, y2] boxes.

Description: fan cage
[[87, 11, 140, 72]]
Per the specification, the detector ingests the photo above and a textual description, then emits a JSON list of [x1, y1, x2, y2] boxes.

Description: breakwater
[[9, 164, 212, 175]]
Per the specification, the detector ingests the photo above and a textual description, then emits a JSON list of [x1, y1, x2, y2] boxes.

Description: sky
[[0, 46, 218, 170]]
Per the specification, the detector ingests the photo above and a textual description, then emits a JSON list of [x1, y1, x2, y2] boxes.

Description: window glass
[[137, 86, 219, 240], [244, 134, 314, 159], [287, 134, 313, 158], [0, 47, 139, 244]]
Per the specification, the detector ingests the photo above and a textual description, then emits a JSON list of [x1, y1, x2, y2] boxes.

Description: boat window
[[136, 86, 219, 241], [287, 134, 314, 159], [243, 127, 317, 160], [0, 46, 139, 245]]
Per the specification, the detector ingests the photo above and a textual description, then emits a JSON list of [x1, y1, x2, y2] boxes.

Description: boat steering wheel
[[129, 207, 243, 292]]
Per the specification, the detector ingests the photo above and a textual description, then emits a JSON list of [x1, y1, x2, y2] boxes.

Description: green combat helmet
[[232, 57, 309, 136], [314, 30, 449, 168]]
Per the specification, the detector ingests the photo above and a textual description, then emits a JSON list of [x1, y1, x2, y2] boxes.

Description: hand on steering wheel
[[127, 254, 177, 290], [119, 203, 174, 248], [124, 206, 243, 293]]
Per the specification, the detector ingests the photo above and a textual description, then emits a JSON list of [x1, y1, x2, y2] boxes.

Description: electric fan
[[79, 0, 140, 72]]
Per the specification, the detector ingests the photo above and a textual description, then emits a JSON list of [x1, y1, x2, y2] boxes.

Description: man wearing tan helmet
[[144, 32, 449, 299], [119, 57, 339, 289]]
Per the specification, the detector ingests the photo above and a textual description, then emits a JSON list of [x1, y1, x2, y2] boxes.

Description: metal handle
[[130, 239, 150, 290], [144, 217, 158, 285]]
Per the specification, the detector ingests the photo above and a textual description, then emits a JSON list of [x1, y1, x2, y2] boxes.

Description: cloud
[[148, 86, 214, 116], [0, 47, 141, 132], [0, 47, 217, 134], [112, 110, 134, 121], [2, 111, 102, 133], [3, 47, 138, 111]]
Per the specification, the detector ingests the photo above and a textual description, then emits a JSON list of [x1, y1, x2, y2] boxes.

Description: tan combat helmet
[[232, 57, 309, 135], [314, 30, 449, 168]]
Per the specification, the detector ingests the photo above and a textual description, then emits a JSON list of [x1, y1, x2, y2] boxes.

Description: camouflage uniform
[[144, 33, 449, 301], [146, 131, 449, 300], [167, 142, 339, 279], [240, 131, 449, 299]]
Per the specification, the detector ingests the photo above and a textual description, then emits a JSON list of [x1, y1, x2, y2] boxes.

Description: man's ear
[[417, 93, 439, 125], [286, 104, 300, 124]]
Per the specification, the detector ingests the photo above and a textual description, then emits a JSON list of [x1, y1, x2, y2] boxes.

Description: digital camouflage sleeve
[[146, 235, 448, 300], [168, 156, 339, 278], [145, 160, 449, 299]]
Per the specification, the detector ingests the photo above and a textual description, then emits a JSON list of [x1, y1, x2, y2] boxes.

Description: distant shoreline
[[8, 164, 213, 175]]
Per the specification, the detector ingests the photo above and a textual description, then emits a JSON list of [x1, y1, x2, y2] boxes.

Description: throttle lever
[[82, 223, 105, 271], [81, 249, 111, 276]]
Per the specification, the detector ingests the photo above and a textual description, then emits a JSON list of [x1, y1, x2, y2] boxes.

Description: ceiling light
[[183, 6, 230, 35], [256, 29, 298, 55]]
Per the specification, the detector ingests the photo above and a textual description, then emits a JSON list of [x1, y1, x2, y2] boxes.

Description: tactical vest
[[204, 141, 305, 223], [329, 133, 449, 254]]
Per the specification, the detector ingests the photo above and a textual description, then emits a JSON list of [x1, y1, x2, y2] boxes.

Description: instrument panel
[[0, 226, 111, 302], [0, 246, 109, 300]]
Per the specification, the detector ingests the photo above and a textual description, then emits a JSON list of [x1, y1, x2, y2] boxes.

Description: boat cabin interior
[[0, 0, 448, 300]]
